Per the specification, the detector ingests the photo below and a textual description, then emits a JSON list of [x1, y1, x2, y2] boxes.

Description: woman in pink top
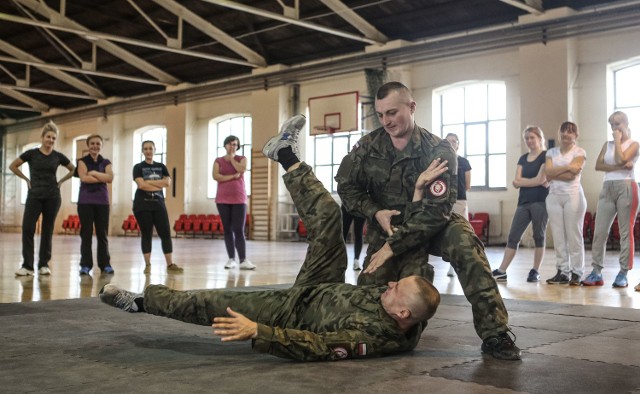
[[213, 135, 255, 270]]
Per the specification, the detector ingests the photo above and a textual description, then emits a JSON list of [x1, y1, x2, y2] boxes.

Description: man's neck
[[390, 128, 414, 151]]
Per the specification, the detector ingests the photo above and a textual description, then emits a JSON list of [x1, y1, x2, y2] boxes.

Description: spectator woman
[[77, 134, 114, 275], [213, 135, 255, 270], [544, 121, 586, 286], [492, 126, 549, 283], [582, 111, 639, 288], [133, 140, 183, 274], [10, 121, 75, 276]]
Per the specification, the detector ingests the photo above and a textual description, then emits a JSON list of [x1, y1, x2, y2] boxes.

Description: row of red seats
[[469, 212, 490, 244], [62, 214, 81, 234], [584, 211, 640, 250], [122, 214, 140, 236], [174, 214, 251, 238]]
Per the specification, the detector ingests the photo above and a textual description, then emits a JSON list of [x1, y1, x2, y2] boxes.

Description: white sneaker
[[447, 266, 456, 277], [39, 267, 52, 276], [15, 267, 34, 276], [239, 260, 256, 270], [224, 259, 236, 269], [262, 114, 306, 160], [353, 259, 361, 271]]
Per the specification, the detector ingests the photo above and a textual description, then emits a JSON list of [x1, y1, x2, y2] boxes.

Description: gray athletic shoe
[[262, 114, 306, 160], [99, 284, 141, 313]]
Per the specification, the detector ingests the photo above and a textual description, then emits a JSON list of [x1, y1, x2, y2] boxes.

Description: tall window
[[311, 131, 365, 193], [19, 143, 39, 204], [132, 126, 167, 200], [207, 115, 252, 199], [434, 82, 507, 189], [612, 62, 640, 178]]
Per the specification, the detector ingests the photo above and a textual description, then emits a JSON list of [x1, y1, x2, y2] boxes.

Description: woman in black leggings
[[132, 140, 183, 274], [341, 205, 365, 270]]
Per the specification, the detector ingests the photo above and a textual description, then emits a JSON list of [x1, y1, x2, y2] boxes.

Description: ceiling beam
[[0, 39, 106, 98], [0, 83, 98, 100], [0, 86, 49, 111], [498, 0, 544, 15], [152, 0, 267, 66], [0, 103, 40, 112], [319, 0, 388, 43], [13, 0, 181, 84], [200, 0, 384, 45], [0, 55, 170, 86]]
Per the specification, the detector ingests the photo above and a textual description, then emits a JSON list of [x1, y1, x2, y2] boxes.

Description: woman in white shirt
[[583, 111, 639, 288], [544, 121, 586, 286]]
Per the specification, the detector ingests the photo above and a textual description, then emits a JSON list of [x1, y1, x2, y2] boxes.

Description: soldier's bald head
[[406, 276, 440, 322]]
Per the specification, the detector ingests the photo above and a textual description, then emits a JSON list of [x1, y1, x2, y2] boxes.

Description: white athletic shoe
[[39, 267, 52, 276], [99, 284, 141, 313], [262, 114, 306, 160], [15, 267, 34, 276], [224, 259, 236, 269], [239, 260, 256, 270], [353, 259, 361, 271]]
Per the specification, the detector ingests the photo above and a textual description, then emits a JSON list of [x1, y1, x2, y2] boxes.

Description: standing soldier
[[336, 81, 521, 360]]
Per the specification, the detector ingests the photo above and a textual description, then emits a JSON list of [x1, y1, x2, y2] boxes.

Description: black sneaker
[[492, 269, 507, 282], [546, 270, 569, 284], [526, 268, 540, 282], [481, 331, 522, 360], [99, 284, 141, 313], [569, 273, 581, 286]]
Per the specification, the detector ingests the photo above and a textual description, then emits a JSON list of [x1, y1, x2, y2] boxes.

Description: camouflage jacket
[[251, 283, 424, 361], [335, 124, 458, 256]]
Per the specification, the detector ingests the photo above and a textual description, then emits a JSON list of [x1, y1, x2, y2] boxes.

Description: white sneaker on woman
[[239, 260, 256, 270], [224, 259, 236, 269]]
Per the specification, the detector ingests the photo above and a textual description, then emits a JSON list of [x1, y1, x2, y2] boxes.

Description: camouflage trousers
[[144, 163, 348, 326], [359, 212, 509, 340]]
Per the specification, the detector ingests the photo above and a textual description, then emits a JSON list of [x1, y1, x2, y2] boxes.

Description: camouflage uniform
[[144, 163, 424, 361], [336, 125, 509, 340]]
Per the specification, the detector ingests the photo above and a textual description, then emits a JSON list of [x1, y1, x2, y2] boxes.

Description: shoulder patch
[[331, 346, 350, 359], [352, 141, 360, 151], [429, 179, 447, 197]]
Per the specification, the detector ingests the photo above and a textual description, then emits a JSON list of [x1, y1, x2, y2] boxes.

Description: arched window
[[207, 115, 252, 199], [19, 143, 39, 204], [132, 126, 167, 200], [434, 81, 507, 189]]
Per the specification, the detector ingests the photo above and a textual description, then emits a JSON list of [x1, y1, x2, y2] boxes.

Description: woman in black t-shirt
[[10, 121, 75, 276], [492, 126, 549, 283], [132, 140, 183, 274]]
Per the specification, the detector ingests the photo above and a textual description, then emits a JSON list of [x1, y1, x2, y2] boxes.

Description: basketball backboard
[[308, 91, 359, 135]]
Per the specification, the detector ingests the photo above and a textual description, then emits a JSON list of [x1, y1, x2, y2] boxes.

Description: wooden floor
[[1, 232, 639, 309]]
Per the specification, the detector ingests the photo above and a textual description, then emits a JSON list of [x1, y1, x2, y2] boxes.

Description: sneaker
[[79, 266, 91, 276], [262, 114, 306, 160], [15, 267, 34, 276], [167, 264, 184, 273], [102, 266, 115, 275], [38, 267, 51, 276], [353, 259, 361, 271], [144, 263, 151, 274], [492, 269, 507, 282], [99, 284, 140, 313], [526, 268, 540, 283], [447, 266, 456, 277], [612, 272, 628, 288], [224, 259, 236, 269], [569, 273, 581, 286], [481, 331, 522, 360], [239, 260, 256, 270], [581, 271, 604, 286], [546, 270, 569, 284]]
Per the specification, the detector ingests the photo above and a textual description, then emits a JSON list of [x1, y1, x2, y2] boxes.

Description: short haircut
[[445, 133, 459, 143], [376, 81, 413, 101], [408, 276, 440, 322], [559, 121, 579, 138], [142, 140, 155, 149], [86, 134, 103, 145], [223, 135, 240, 146]]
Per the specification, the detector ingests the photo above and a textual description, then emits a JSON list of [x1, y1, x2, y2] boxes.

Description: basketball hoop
[[312, 125, 336, 136]]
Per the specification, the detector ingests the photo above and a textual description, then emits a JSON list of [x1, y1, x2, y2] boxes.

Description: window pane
[[333, 136, 349, 163], [442, 88, 464, 124], [615, 65, 640, 108], [466, 124, 486, 155], [488, 121, 506, 154], [488, 83, 506, 120], [467, 156, 485, 187], [315, 165, 333, 192], [315, 138, 332, 165], [488, 154, 507, 188], [231, 117, 244, 135], [465, 84, 487, 122]]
